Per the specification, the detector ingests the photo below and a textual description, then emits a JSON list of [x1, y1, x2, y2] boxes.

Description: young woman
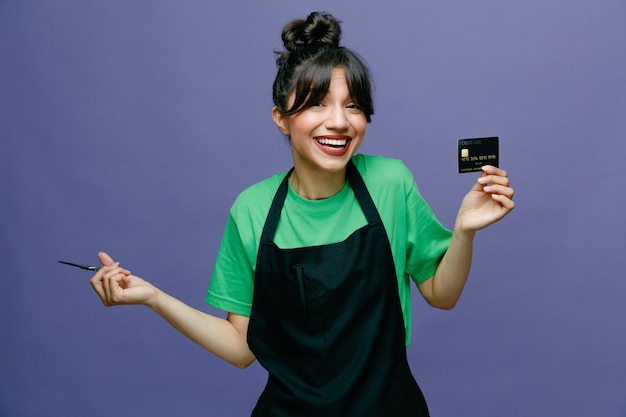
[[90, 12, 515, 417]]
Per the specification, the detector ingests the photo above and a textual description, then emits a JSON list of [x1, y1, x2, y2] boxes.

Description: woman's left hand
[[455, 165, 515, 233]]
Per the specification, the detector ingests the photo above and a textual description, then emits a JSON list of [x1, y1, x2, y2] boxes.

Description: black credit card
[[458, 136, 499, 173]]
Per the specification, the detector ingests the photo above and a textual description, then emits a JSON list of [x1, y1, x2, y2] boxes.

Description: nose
[[324, 105, 349, 131]]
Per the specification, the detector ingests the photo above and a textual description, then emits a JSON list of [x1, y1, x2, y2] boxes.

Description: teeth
[[316, 138, 347, 146]]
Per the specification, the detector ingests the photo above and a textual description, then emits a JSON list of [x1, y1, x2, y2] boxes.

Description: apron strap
[[345, 160, 384, 226], [260, 168, 292, 244]]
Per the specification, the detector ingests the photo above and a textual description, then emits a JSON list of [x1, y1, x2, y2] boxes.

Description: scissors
[[58, 260, 101, 272]]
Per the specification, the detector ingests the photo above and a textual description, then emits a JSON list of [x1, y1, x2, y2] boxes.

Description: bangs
[[281, 48, 374, 122]]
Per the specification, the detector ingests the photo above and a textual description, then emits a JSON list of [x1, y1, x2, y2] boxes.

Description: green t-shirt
[[206, 154, 452, 345]]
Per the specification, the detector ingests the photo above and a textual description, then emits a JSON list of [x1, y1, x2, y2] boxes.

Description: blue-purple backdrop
[[1, 1, 625, 416]]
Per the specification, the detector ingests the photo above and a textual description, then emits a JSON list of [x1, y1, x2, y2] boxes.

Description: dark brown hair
[[272, 12, 374, 122]]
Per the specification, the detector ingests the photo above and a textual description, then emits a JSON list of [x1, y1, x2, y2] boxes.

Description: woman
[[90, 12, 515, 416]]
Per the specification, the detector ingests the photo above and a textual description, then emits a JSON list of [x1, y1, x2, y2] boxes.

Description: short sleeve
[[206, 214, 255, 316], [404, 179, 452, 284]]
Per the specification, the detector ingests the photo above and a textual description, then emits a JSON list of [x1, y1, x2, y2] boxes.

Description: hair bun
[[282, 12, 342, 51]]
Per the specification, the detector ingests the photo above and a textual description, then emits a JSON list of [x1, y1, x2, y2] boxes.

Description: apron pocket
[[290, 264, 328, 351]]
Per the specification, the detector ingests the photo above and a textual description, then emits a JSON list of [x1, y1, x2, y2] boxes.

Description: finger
[[104, 266, 135, 302], [120, 274, 132, 289], [102, 268, 120, 305], [484, 183, 515, 203], [481, 165, 508, 177], [491, 192, 516, 210], [110, 266, 132, 277], [107, 265, 132, 276], [483, 184, 515, 199], [98, 251, 116, 267], [89, 267, 109, 305], [478, 173, 510, 188], [98, 253, 131, 276], [90, 263, 127, 307], [89, 261, 115, 292]]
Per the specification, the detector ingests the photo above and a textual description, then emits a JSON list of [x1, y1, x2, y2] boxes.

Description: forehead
[[287, 66, 349, 101], [327, 67, 348, 90], [303, 67, 349, 94]]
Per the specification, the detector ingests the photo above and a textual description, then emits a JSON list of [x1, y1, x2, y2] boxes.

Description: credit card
[[458, 136, 499, 173]]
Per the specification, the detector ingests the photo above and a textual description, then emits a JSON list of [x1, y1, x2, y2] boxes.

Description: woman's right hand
[[90, 251, 157, 307], [89, 252, 255, 367]]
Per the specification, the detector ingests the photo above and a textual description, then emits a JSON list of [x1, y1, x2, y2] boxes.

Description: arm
[[90, 252, 255, 368], [417, 165, 515, 310]]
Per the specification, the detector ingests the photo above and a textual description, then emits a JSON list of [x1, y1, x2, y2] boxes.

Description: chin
[[317, 155, 354, 172]]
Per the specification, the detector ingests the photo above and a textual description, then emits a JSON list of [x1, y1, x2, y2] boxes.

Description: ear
[[272, 106, 290, 136]]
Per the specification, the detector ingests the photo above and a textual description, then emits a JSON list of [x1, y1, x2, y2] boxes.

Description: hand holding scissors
[[63, 252, 156, 307]]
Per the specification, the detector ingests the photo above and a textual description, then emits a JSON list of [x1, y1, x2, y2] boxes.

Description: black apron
[[247, 161, 429, 417]]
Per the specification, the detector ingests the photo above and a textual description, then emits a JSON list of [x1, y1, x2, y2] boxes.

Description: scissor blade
[[58, 261, 101, 271]]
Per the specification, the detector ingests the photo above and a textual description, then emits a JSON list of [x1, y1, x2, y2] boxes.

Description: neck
[[290, 167, 346, 200]]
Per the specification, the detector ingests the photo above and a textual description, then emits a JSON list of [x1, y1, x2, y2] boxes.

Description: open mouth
[[312, 136, 353, 157], [314, 137, 350, 149]]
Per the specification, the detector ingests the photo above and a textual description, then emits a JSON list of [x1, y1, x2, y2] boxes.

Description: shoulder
[[352, 154, 414, 191], [229, 171, 288, 223]]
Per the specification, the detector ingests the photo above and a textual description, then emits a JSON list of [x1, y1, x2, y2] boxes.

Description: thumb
[[98, 251, 116, 267]]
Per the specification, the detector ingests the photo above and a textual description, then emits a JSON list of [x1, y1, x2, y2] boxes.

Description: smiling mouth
[[314, 137, 350, 148]]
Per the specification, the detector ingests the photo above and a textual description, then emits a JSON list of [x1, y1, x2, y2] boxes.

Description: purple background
[[1, 1, 625, 416]]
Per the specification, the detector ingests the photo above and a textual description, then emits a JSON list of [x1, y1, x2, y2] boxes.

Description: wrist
[[453, 221, 476, 241], [144, 285, 162, 310]]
